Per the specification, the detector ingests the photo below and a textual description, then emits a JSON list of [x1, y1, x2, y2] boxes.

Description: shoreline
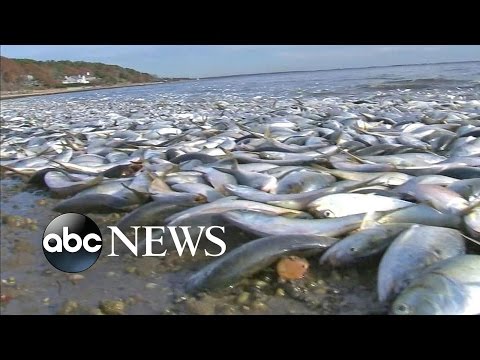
[[0, 80, 189, 100]]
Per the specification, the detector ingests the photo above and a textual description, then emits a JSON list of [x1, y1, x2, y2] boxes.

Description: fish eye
[[350, 247, 357, 252], [394, 304, 410, 314], [323, 210, 335, 218]]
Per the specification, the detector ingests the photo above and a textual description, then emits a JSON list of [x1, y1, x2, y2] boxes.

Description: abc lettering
[[43, 227, 102, 253]]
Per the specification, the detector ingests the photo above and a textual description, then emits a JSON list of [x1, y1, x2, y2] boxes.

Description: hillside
[[0, 57, 184, 92]]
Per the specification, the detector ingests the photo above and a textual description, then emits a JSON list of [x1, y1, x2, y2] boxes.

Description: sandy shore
[[0, 81, 186, 100]]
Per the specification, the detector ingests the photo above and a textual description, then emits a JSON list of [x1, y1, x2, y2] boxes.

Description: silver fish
[[186, 235, 337, 293], [377, 225, 465, 302], [320, 224, 413, 267], [222, 210, 383, 237], [392, 255, 480, 315], [308, 193, 413, 218]]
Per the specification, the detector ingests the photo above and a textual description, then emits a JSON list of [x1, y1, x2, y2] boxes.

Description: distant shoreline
[[0, 80, 190, 100]]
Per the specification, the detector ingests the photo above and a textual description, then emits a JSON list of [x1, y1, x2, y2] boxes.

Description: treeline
[[0, 57, 183, 91]]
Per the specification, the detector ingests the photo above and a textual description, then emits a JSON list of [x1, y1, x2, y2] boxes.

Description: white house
[[62, 74, 91, 85]]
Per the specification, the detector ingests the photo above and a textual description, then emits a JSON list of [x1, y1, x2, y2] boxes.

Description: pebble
[[254, 280, 269, 289], [251, 300, 267, 311], [68, 274, 85, 284], [2, 215, 37, 228], [314, 287, 328, 295], [185, 298, 215, 315], [99, 300, 126, 315], [236, 292, 250, 305], [88, 308, 104, 315], [58, 300, 79, 315], [329, 270, 343, 282], [36, 199, 48, 206], [125, 266, 137, 274]]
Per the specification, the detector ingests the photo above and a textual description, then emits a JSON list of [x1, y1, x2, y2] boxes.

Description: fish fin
[[41, 156, 69, 170], [423, 149, 439, 156], [92, 174, 104, 184], [459, 233, 480, 247], [220, 149, 239, 170], [144, 168, 170, 181], [310, 164, 332, 172], [116, 147, 136, 154], [264, 126, 272, 140], [360, 210, 378, 230], [339, 148, 377, 165], [355, 127, 390, 138], [364, 174, 385, 186], [0, 164, 32, 177], [236, 123, 263, 138], [120, 183, 151, 201], [221, 148, 234, 158], [145, 169, 158, 181], [67, 137, 84, 151], [462, 197, 480, 215], [217, 147, 239, 165]]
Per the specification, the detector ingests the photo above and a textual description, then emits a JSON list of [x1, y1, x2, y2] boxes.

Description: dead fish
[[171, 183, 224, 202], [360, 153, 446, 167], [312, 166, 412, 186], [447, 179, 480, 201], [53, 194, 139, 213], [377, 225, 465, 302], [319, 224, 413, 267], [213, 164, 278, 193], [308, 193, 413, 218], [408, 184, 470, 215], [394, 175, 458, 196], [377, 204, 463, 229], [195, 166, 237, 194], [166, 197, 306, 226], [464, 206, 480, 240], [44, 171, 104, 197], [392, 255, 480, 315], [222, 210, 385, 237], [274, 169, 335, 194], [185, 235, 337, 293]]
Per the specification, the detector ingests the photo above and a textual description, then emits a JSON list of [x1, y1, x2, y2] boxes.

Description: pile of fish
[[1, 92, 479, 315]]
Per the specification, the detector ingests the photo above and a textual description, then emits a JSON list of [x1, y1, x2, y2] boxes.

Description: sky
[[1, 45, 479, 78]]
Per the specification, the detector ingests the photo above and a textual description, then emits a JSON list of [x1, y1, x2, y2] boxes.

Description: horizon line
[[199, 59, 480, 80]]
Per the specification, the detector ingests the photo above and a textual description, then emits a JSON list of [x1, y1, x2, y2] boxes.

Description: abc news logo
[[42, 213, 103, 273], [42, 213, 227, 273]]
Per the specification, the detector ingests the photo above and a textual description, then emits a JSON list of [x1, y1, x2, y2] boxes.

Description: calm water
[[8, 61, 480, 104]]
